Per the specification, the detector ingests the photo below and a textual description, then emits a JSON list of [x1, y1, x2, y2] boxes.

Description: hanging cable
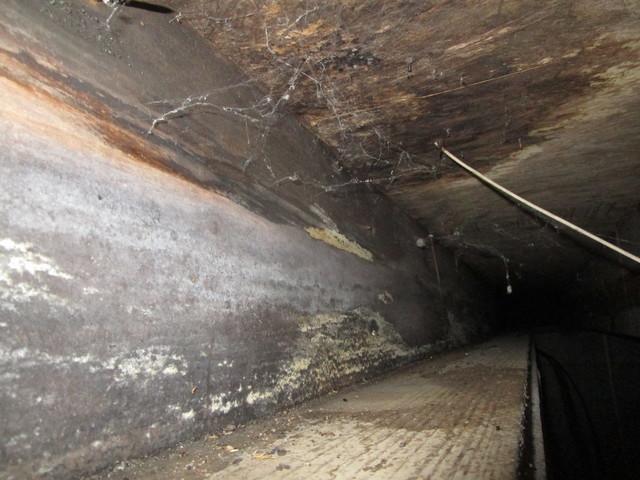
[[435, 142, 640, 268], [428, 234, 443, 296]]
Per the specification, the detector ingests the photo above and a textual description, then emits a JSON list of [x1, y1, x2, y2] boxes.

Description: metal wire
[[436, 143, 640, 268]]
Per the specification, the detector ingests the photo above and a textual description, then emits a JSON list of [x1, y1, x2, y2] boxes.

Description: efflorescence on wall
[[0, 1, 494, 478]]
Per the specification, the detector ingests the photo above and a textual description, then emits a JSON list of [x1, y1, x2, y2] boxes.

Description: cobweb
[[104, 0, 524, 287], [129, 0, 445, 193]]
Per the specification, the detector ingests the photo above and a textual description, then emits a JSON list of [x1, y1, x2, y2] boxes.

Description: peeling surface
[[106, 348, 189, 382], [0, 105, 489, 478], [0, 2, 495, 478], [86, 337, 529, 480], [304, 227, 373, 261], [169, 0, 640, 289], [0, 238, 74, 312], [245, 308, 440, 409], [0, 239, 73, 280]]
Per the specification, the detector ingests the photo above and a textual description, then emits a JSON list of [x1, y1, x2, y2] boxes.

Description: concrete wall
[[0, 2, 495, 478], [543, 212, 640, 337], [534, 330, 640, 479]]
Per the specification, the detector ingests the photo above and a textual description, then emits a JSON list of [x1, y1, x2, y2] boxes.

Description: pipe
[[436, 143, 640, 268]]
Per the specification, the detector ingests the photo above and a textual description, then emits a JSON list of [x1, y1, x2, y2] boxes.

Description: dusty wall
[[0, 2, 494, 478], [168, 0, 640, 288], [496, 209, 640, 337], [561, 211, 640, 338]]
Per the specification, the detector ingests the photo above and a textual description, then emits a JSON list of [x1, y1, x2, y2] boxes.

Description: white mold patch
[[181, 409, 195, 421], [209, 393, 241, 414], [0, 347, 98, 369], [0, 280, 70, 310], [162, 364, 180, 375], [0, 238, 72, 279], [5, 433, 28, 448], [246, 308, 432, 407], [0, 345, 188, 386], [246, 357, 312, 405], [105, 347, 187, 382], [0, 238, 74, 310]]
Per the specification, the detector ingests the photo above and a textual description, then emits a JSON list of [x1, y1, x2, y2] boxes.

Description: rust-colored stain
[[166, 0, 640, 283], [0, 41, 276, 216], [169, 0, 639, 186], [0, 48, 189, 181], [3, 0, 639, 286]]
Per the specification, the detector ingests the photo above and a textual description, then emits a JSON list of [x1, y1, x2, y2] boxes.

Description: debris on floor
[[85, 336, 528, 479]]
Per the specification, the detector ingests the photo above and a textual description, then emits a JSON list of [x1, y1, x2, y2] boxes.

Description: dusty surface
[[0, 2, 495, 478], [0, 76, 487, 479], [168, 0, 640, 289], [87, 336, 529, 480]]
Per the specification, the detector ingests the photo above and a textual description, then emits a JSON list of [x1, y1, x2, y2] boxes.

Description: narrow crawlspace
[[1, 2, 639, 479]]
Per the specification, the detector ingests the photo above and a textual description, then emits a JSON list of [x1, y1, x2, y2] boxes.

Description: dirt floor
[[86, 335, 529, 480]]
